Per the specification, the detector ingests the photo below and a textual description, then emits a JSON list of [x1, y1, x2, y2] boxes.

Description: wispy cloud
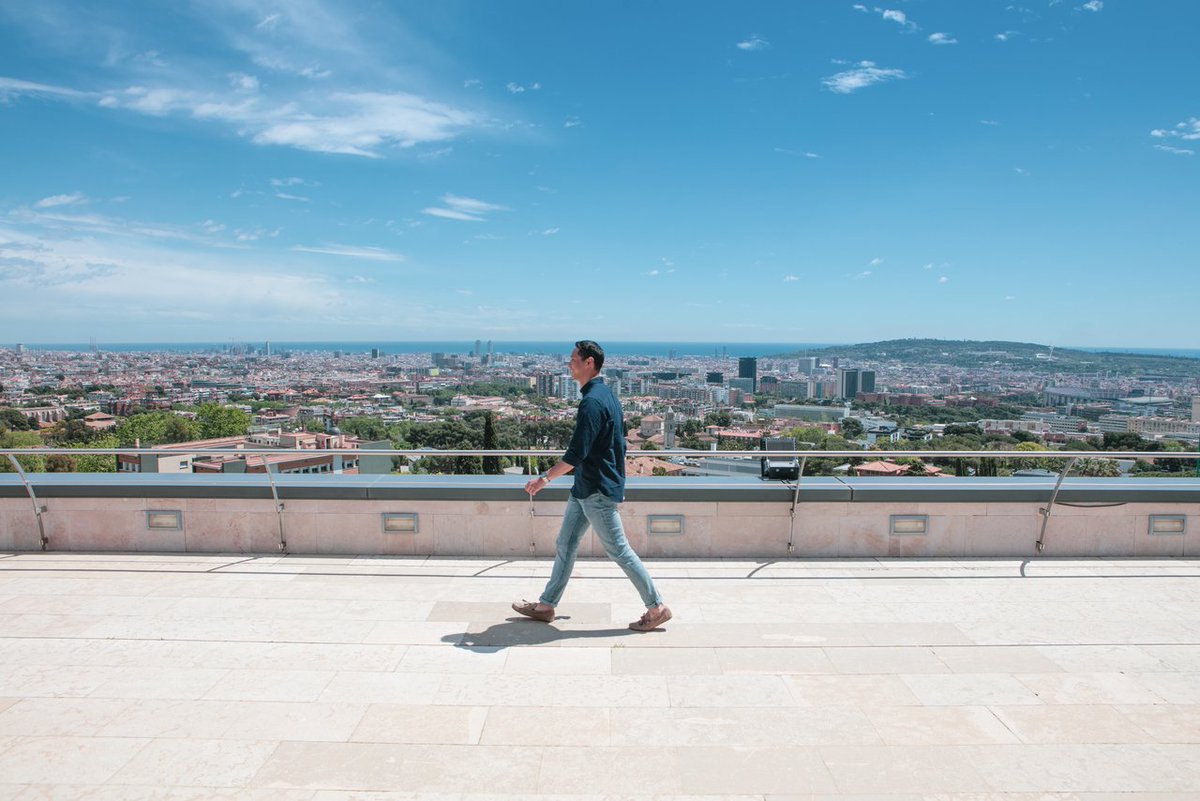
[[928, 32, 957, 45], [463, 79, 482, 89], [869, 257, 884, 266], [994, 31, 1019, 42], [34, 192, 87, 209], [938, 276, 950, 283], [271, 177, 314, 187], [421, 194, 509, 222], [1150, 117, 1200, 153], [0, 76, 87, 101], [979, 119, 1000, 126], [1080, 0, 1103, 11], [274, 192, 310, 202], [1015, 167, 1030, 176], [775, 147, 821, 158], [855, 270, 872, 279], [542, 227, 559, 236], [736, 35, 770, 51], [506, 81, 541, 94], [783, 275, 799, 282], [858, 7, 919, 31], [564, 116, 581, 128], [290, 243, 404, 261], [822, 61, 908, 94]]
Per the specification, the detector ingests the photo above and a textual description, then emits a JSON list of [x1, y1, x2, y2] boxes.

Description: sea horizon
[[7, 340, 1200, 360]]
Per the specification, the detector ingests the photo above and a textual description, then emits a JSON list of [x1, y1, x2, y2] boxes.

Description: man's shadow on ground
[[443, 615, 645, 652]]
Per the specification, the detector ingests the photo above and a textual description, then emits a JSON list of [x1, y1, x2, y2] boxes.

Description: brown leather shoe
[[629, 604, 672, 631], [512, 600, 554, 622]]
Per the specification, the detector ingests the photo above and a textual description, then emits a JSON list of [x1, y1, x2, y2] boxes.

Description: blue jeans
[[539, 492, 663, 609]]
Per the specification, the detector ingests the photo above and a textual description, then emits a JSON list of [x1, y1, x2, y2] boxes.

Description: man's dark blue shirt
[[562, 378, 626, 502]]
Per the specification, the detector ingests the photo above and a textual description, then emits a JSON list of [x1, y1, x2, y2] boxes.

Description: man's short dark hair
[[575, 339, 605, 371]]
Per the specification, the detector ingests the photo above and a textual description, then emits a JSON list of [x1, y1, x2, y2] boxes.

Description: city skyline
[[1, 1, 1197, 346]]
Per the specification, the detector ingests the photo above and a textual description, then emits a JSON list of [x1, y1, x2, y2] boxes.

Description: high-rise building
[[836, 368, 875, 399], [1193, 396, 1200, 422], [370, 348, 380, 359], [706, 371, 723, 384], [837, 368, 859, 400], [475, 339, 482, 357], [798, 357, 818, 374], [738, 357, 758, 392]]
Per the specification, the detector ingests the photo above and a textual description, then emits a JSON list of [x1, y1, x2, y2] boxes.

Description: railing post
[[1035, 456, 1078, 553], [785, 456, 808, 555], [5, 454, 48, 551], [259, 458, 287, 553]]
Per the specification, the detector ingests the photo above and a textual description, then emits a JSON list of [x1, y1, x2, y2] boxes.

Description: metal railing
[[3, 447, 1197, 556]]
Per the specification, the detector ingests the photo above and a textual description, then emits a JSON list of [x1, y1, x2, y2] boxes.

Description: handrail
[[4, 454, 48, 550], [0, 447, 1192, 460]]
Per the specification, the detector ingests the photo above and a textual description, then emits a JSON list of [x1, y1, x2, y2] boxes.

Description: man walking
[[512, 340, 672, 632]]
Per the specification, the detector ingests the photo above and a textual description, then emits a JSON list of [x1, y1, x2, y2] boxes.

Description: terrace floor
[[1, 552, 1199, 799]]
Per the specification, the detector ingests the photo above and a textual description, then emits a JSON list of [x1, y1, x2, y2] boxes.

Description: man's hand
[[524, 475, 550, 496]]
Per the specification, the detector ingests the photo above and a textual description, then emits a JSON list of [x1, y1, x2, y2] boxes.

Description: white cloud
[[1005, 295, 1016, 301], [274, 192, 310, 202], [869, 257, 884, 266], [290, 243, 404, 261], [923, 263, 934, 270], [881, 10, 910, 26], [228, 72, 259, 92], [542, 227, 559, 235], [271, 177, 309, 187], [783, 275, 799, 282], [648, 269, 660, 276], [422, 193, 509, 222], [463, 79, 482, 89], [822, 61, 908, 94], [737, 35, 770, 51], [1154, 144, 1194, 156], [1151, 117, 1200, 142], [1015, 167, 1030, 175], [0, 76, 86, 101], [980, 119, 1000, 126], [995, 31, 1018, 41], [257, 13, 282, 30], [564, 116, 581, 128], [201, 220, 225, 233], [855, 270, 872, 279], [774, 147, 822, 158], [928, 32, 957, 45], [34, 192, 87, 209], [938, 276, 950, 283], [506, 82, 541, 94], [1080, 0, 1103, 11], [853, 4, 869, 11]]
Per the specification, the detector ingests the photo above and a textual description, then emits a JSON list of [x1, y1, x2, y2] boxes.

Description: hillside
[[778, 339, 1200, 378]]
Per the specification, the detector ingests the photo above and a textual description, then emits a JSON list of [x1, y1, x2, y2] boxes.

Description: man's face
[[568, 348, 593, 385]]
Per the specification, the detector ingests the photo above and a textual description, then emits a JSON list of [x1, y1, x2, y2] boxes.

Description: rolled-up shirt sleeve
[[561, 397, 601, 467]]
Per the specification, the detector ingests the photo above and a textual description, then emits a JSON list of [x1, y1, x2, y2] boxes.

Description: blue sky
[[0, 1, 1196, 347]]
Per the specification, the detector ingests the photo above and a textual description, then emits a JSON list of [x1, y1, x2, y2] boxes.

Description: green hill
[[777, 339, 1200, 378]]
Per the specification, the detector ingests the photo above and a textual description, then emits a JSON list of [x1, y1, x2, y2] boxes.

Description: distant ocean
[[11, 341, 1200, 359], [8, 341, 837, 358]]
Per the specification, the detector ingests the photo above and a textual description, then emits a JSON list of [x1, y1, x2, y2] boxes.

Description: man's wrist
[[538, 473, 552, 483]]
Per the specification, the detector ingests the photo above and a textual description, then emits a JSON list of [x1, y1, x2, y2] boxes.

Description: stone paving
[[1, 552, 1199, 799]]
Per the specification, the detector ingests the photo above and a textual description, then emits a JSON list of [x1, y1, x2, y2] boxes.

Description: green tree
[[1073, 457, 1121, 477], [482, 412, 501, 474], [0, 429, 45, 472], [0, 408, 34, 431], [195, 403, 250, 439], [839, 417, 865, 440]]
